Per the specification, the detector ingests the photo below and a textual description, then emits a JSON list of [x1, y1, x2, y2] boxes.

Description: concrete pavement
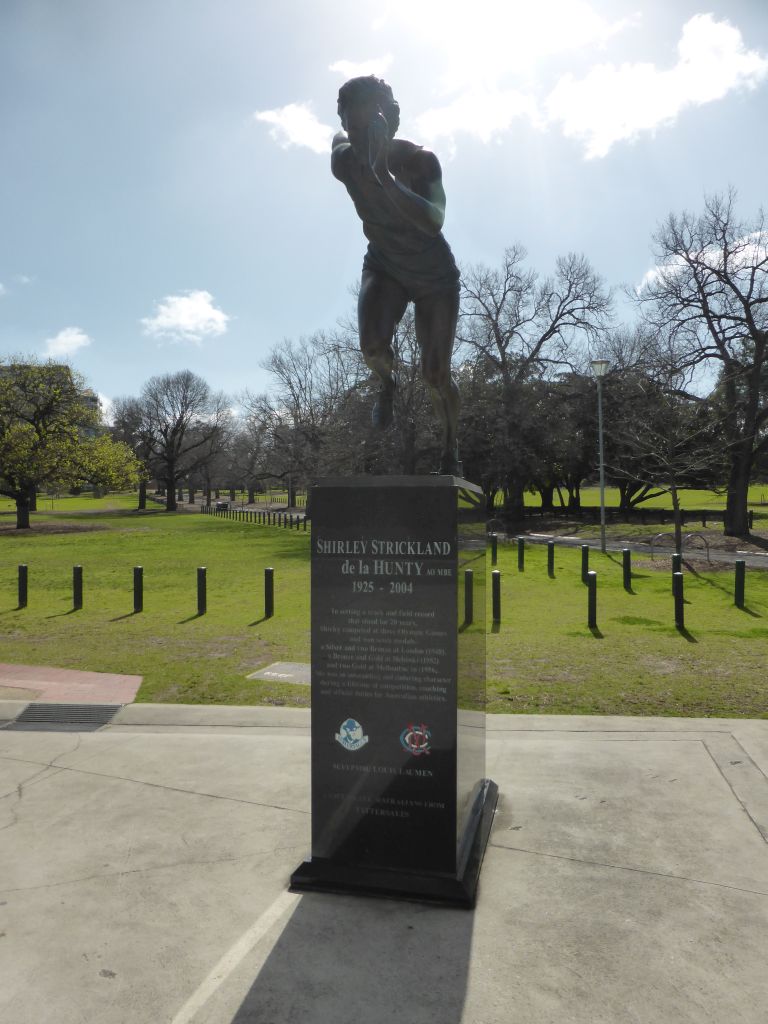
[[1, 703, 767, 1023]]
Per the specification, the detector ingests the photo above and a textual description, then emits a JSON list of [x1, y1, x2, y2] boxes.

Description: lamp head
[[590, 358, 610, 378]]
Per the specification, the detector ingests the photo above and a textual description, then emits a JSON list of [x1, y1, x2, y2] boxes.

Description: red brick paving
[[0, 663, 142, 704]]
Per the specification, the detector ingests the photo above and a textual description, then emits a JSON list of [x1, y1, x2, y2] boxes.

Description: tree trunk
[[503, 478, 526, 521], [206, 487, 212, 505], [617, 481, 631, 513], [248, 487, 256, 504], [229, 488, 236, 502], [16, 494, 31, 529], [137, 479, 147, 510], [28, 485, 37, 512], [484, 486, 498, 516], [724, 445, 752, 536], [165, 477, 178, 512], [188, 488, 196, 504], [536, 483, 555, 512]]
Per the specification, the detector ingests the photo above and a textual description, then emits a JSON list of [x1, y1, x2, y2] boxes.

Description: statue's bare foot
[[371, 374, 396, 430]]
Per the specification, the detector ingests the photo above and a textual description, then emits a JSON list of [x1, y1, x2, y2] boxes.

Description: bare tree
[[458, 246, 613, 384], [637, 190, 768, 535], [242, 329, 369, 486], [139, 370, 230, 512], [604, 377, 726, 550], [111, 396, 154, 509], [457, 247, 612, 515]]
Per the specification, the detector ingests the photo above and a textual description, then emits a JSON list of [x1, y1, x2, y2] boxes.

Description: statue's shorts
[[362, 244, 460, 303]]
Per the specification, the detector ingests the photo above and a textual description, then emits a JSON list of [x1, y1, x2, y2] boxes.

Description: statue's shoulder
[[391, 140, 442, 180], [331, 134, 353, 181]]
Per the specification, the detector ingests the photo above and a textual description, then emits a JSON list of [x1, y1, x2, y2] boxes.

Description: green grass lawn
[[0, 509, 311, 706], [487, 540, 768, 717], [0, 506, 766, 717], [0, 492, 147, 515]]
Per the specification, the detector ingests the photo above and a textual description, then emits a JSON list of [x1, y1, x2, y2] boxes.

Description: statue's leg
[[414, 287, 461, 474], [359, 269, 408, 429]]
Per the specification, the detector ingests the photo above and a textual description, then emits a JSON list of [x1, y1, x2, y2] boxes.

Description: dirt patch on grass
[[632, 556, 730, 573], [0, 521, 106, 536]]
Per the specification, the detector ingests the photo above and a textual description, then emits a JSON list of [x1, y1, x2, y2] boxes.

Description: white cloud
[[257, 8, 767, 161], [253, 103, 334, 154], [546, 14, 768, 158], [638, 231, 768, 292], [140, 289, 230, 344], [329, 56, 393, 79], [44, 326, 93, 357], [374, 0, 635, 90], [13, 274, 33, 285], [98, 393, 114, 425], [0, 283, 6, 297], [415, 87, 541, 149]]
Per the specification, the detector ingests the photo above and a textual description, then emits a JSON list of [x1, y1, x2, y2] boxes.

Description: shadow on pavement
[[231, 892, 473, 1024]]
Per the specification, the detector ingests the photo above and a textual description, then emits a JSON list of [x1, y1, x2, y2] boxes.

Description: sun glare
[[377, 0, 633, 90]]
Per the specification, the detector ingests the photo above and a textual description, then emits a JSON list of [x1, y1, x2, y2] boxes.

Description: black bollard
[[303, 517, 308, 531], [18, 564, 28, 608], [587, 570, 597, 628], [622, 548, 632, 591], [265, 567, 274, 619], [73, 565, 83, 610], [133, 566, 143, 613], [735, 560, 746, 609], [673, 572, 684, 629], [197, 567, 207, 616], [491, 534, 498, 566], [492, 570, 501, 624], [517, 536, 525, 572], [581, 545, 589, 584], [464, 569, 473, 625], [547, 541, 555, 578]]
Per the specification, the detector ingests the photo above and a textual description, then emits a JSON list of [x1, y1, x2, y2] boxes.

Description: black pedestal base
[[290, 779, 498, 909]]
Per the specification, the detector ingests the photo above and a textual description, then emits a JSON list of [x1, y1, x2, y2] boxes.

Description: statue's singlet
[[341, 152, 460, 301]]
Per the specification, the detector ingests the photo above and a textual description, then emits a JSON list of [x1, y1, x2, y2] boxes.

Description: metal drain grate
[[7, 703, 123, 731]]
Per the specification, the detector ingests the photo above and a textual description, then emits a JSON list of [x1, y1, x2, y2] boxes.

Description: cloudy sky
[[1, 0, 767, 411]]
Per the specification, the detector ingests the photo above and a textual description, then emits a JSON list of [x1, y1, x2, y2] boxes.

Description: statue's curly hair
[[337, 76, 400, 137]]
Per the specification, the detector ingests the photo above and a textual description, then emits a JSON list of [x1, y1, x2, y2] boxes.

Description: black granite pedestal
[[290, 476, 498, 908]]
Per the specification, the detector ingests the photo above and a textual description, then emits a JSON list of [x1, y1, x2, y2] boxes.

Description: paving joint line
[[487, 841, 768, 897], [0, 843, 307, 896], [0, 753, 310, 816], [702, 737, 768, 845]]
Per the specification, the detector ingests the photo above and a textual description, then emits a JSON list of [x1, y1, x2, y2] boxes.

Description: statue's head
[[337, 76, 400, 139]]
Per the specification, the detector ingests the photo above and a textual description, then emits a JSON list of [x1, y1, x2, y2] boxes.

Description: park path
[[524, 531, 768, 568], [0, 663, 142, 703]]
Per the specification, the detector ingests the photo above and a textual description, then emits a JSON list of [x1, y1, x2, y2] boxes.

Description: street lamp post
[[590, 359, 610, 554]]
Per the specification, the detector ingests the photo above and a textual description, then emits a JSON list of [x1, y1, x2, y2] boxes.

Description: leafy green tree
[[0, 360, 139, 528]]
